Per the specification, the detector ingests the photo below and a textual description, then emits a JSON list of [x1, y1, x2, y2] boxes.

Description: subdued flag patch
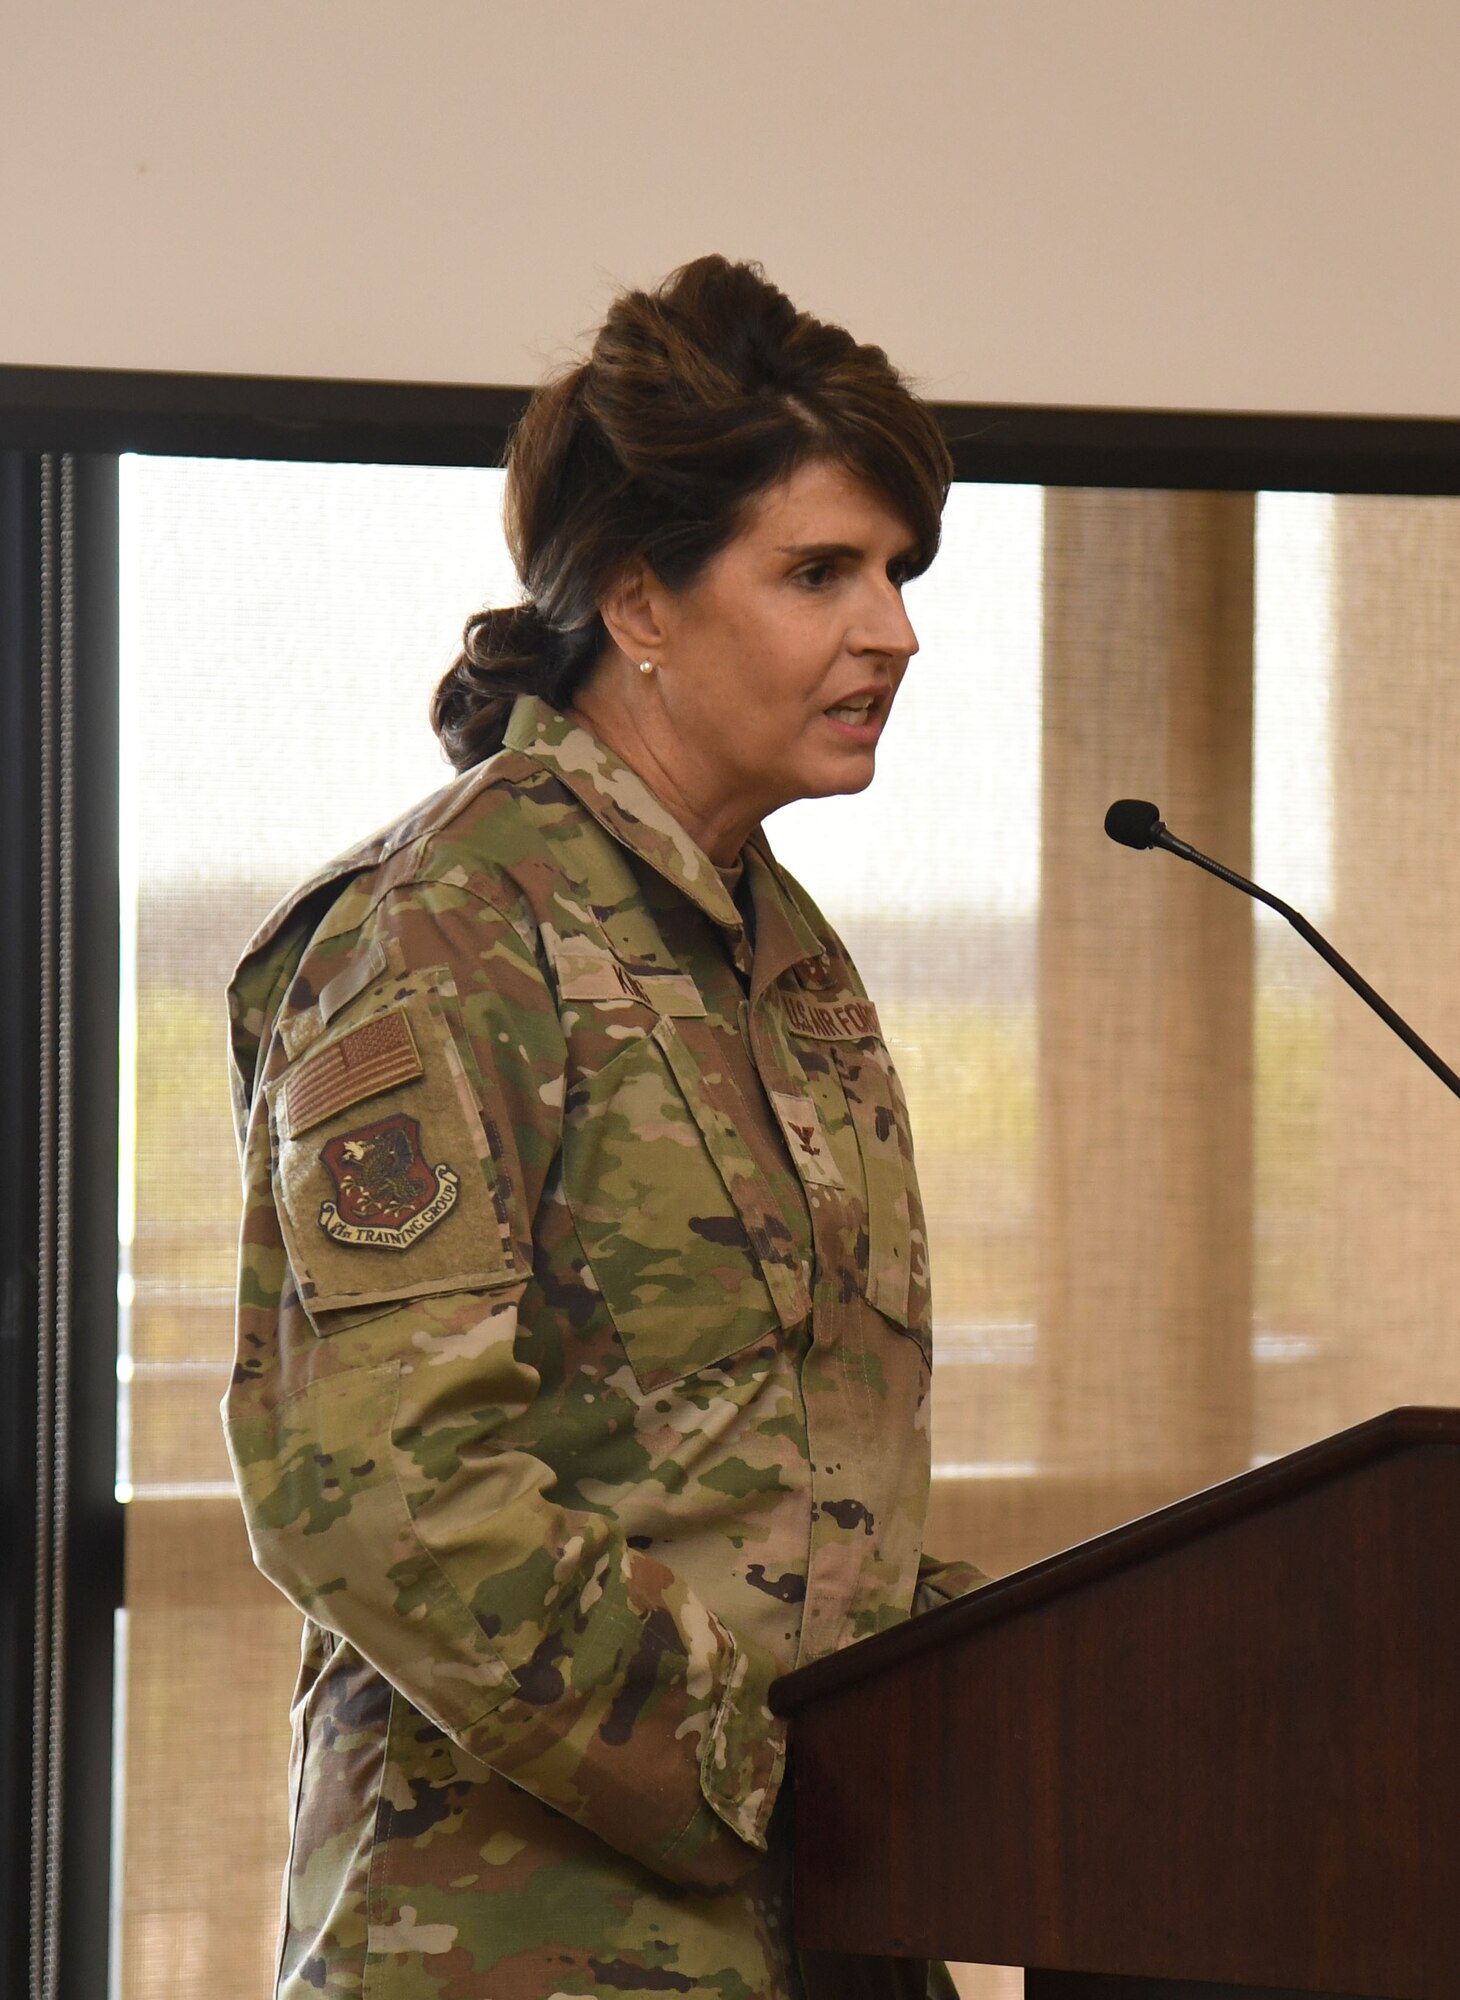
[[285, 1008, 423, 1136]]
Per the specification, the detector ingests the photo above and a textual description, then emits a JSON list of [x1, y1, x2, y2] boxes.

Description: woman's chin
[[790, 752, 879, 804]]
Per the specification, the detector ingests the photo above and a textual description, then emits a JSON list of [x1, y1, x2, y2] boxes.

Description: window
[[19, 429, 1460, 1999]]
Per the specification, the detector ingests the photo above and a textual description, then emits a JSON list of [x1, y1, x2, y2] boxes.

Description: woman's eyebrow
[[776, 541, 862, 559], [776, 540, 918, 562]]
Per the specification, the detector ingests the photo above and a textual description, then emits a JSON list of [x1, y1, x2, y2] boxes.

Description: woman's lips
[[822, 692, 885, 744]]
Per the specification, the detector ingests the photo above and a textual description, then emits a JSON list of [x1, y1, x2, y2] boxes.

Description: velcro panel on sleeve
[[267, 990, 521, 1316]]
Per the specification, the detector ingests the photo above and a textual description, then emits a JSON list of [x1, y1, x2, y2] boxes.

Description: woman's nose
[[855, 578, 918, 659]]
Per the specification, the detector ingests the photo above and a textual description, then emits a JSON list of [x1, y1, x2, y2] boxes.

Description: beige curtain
[[118, 477, 1460, 2000], [927, 490, 1258, 1579], [121, 887, 302, 1999], [123, 1503, 298, 1998], [1325, 501, 1460, 1418]]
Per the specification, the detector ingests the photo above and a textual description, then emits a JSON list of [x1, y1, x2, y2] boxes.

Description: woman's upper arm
[[227, 880, 781, 1884], [248, 881, 562, 1323]]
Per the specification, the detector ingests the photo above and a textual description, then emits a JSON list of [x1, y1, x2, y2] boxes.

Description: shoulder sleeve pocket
[[265, 984, 522, 1320]]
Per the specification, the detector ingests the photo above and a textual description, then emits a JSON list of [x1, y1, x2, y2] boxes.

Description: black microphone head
[[1104, 798, 1165, 850]]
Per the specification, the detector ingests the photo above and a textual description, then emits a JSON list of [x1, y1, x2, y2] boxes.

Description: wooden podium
[[770, 1408, 1460, 2000]]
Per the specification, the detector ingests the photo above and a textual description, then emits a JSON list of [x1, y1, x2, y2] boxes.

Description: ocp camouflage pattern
[[226, 696, 986, 1999]]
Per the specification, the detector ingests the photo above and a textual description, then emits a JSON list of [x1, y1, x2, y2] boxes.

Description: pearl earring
[[638, 660, 655, 677]]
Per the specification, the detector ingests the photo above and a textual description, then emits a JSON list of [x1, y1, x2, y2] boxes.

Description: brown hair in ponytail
[[431, 255, 953, 772]]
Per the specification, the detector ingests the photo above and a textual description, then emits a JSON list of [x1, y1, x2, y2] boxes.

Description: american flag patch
[[284, 1009, 423, 1137]]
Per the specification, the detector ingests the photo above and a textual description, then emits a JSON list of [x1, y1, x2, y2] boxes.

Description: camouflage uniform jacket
[[226, 695, 985, 2000]]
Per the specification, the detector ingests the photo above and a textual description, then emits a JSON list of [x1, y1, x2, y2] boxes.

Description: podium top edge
[[770, 1404, 1460, 1717]]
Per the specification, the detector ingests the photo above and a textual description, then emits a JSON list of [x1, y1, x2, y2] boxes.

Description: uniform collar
[[742, 836, 830, 995], [504, 695, 744, 930]]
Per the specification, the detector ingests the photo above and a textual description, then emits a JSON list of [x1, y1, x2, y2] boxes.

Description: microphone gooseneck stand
[[1103, 797, 1460, 1105]]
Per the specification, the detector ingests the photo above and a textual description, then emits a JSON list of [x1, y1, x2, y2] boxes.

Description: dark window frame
[[6, 365, 1460, 1996], [3, 451, 120, 2000], [6, 362, 1460, 492]]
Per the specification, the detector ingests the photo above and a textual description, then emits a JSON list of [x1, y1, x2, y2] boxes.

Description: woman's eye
[[796, 563, 837, 589]]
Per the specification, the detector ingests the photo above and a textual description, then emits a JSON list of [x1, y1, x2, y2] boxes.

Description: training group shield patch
[[317, 1113, 459, 1249]]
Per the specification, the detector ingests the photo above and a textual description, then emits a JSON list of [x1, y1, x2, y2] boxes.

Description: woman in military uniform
[[226, 254, 986, 2000]]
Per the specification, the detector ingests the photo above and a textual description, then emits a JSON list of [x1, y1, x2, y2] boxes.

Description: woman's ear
[[599, 560, 671, 666]]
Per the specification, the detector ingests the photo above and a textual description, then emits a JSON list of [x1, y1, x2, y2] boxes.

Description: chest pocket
[[265, 976, 520, 1327], [831, 1041, 930, 1344], [781, 989, 931, 1358], [560, 1008, 811, 1394]]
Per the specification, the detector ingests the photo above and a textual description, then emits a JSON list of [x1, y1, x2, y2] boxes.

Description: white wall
[[5, 0, 1458, 415]]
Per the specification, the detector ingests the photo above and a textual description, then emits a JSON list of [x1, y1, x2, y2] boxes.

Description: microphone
[[1104, 798, 1460, 1103]]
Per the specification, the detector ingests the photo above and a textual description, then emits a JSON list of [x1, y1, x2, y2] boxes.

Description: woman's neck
[[567, 682, 759, 866]]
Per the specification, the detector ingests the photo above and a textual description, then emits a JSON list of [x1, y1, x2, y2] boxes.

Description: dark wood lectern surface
[[771, 1408, 1460, 2000]]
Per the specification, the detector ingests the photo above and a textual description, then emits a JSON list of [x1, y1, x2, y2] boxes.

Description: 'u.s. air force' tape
[[781, 992, 880, 1042]]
